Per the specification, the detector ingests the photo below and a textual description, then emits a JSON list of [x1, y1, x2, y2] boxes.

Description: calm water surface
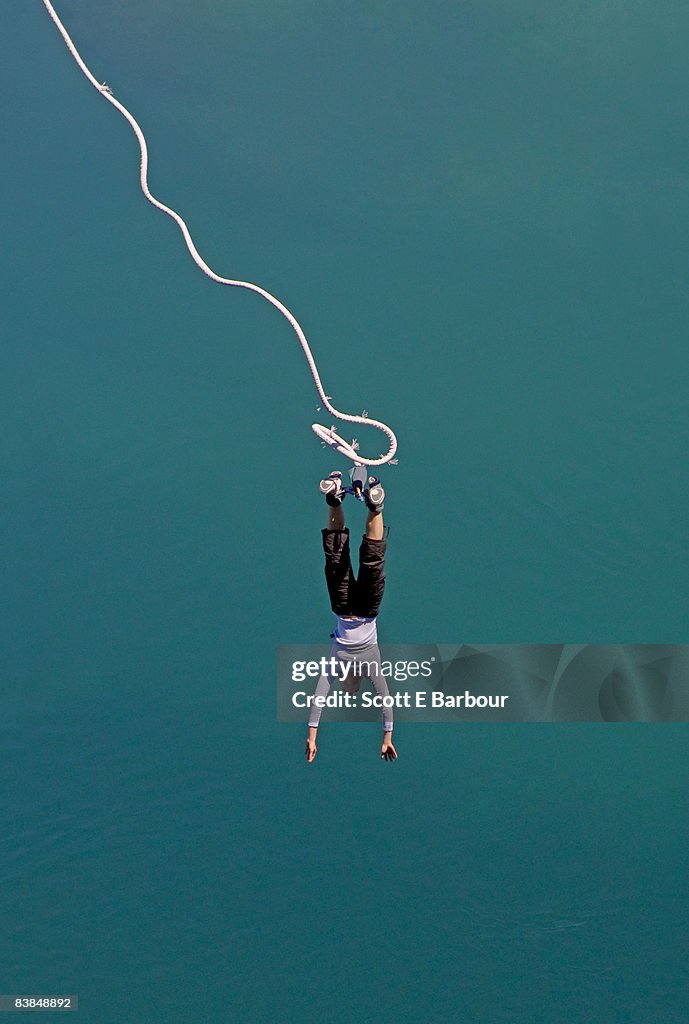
[[2, 3, 688, 1020]]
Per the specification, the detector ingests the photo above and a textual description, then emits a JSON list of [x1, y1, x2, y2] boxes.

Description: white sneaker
[[365, 476, 385, 512], [319, 471, 345, 506]]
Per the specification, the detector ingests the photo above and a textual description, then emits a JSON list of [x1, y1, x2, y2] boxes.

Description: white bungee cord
[[41, 0, 398, 468]]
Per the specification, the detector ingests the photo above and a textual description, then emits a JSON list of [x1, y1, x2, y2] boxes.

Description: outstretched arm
[[305, 671, 331, 763], [366, 645, 398, 761]]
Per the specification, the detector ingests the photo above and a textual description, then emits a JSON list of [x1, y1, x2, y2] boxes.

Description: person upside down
[[305, 466, 398, 764]]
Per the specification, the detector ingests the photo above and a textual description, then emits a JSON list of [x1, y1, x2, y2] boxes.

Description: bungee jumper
[[305, 466, 397, 763]]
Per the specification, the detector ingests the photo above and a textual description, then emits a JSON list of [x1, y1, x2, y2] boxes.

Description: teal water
[[2, 2, 689, 1020]]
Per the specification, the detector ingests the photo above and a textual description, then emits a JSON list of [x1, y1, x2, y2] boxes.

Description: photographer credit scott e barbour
[[291, 689, 510, 711]]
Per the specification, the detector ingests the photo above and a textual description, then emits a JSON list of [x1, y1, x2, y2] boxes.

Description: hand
[[381, 737, 397, 761], [305, 736, 317, 763]]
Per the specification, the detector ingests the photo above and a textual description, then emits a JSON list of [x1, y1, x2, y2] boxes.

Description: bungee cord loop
[[41, 0, 398, 468]]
